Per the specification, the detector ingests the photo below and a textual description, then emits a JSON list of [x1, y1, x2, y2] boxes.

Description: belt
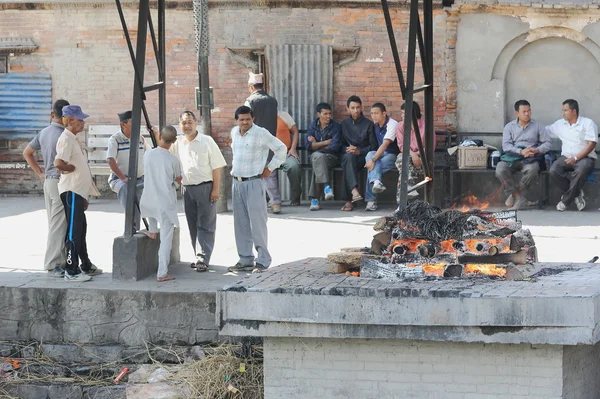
[[187, 181, 212, 186], [233, 175, 261, 182], [47, 176, 60, 180]]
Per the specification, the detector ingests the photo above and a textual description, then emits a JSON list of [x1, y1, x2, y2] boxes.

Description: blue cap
[[62, 105, 89, 120]]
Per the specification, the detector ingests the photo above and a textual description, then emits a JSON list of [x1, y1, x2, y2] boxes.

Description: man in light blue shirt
[[228, 106, 286, 274], [496, 100, 551, 210]]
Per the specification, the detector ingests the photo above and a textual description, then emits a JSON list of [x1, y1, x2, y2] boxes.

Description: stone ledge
[[217, 258, 600, 345], [0, 284, 217, 346]]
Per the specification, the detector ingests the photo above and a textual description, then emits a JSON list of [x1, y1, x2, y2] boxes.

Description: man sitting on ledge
[[547, 99, 597, 212], [496, 99, 551, 210], [305, 102, 342, 211]]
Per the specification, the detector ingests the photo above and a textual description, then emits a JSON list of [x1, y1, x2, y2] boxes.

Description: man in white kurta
[[139, 126, 182, 282]]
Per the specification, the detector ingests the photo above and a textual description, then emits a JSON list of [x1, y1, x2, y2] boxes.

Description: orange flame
[[464, 263, 506, 277], [451, 187, 504, 211], [406, 263, 447, 276]]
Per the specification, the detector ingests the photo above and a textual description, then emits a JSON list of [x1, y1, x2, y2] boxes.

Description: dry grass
[[0, 341, 264, 399], [174, 344, 264, 399]]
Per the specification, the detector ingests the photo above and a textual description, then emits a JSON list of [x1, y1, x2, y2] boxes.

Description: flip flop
[[157, 275, 175, 282], [341, 203, 354, 211], [195, 263, 209, 272], [290, 201, 301, 206], [351, 194, 363, 203]]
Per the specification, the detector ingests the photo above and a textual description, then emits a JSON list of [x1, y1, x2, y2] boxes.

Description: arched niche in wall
[[491, 27, 600, 127]]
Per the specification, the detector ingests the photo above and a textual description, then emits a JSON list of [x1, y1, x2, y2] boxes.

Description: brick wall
[[264, 337, 567, 398], [208, 5, 454, 144]]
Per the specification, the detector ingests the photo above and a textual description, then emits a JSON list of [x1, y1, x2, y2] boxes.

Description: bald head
[[161, 125, 178, 144]]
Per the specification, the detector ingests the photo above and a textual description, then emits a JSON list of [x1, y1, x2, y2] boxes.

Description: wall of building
[[264, 337, 566, 398], [0, 1, 454, 193], [562, 343, 600, 399], [455, 5, 600, 132]]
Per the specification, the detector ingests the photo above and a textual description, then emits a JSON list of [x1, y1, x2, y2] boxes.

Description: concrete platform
[[218, 258, 600, 345], [218, 258, 600, 399], [0, 265, 240, 345]]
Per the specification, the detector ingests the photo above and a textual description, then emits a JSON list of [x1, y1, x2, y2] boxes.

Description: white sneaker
[[64, 272, 92, 282], [365, 201, 378, 211], [510, 196, 527, 210], [505, 195, 515, 208], [556, 201, 567, 212], [323, 185, 334, 201], [309, 199, 320, 211], [372, 180, 386, 194], [574, 190, 586, 211]]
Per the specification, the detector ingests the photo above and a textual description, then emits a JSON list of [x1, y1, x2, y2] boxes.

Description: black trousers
[[549, 156, 594, 205], [60, 191, 92, 275], [339, 152, 366, 201]]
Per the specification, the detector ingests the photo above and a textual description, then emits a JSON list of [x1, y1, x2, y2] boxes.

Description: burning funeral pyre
[[358, 201, 537, 281]]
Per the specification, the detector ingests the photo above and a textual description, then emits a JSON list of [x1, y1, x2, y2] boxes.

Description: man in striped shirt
[[227, 106, 287, 274], [106, 110, 153, 232]]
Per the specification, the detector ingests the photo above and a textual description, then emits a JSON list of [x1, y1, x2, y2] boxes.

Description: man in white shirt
[[170, 111, 227, 271], [106, 110, 153, 232], [547, 99, 598, 211], [364, 103, 399, 211], [140, 125, 182, 282], [227, 106, 287, 274], [54, 105, 102, 282]]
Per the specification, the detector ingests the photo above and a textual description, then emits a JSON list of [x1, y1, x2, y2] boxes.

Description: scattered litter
[[227, 383, 239, 393], [147, 367, 170, 383], [113, 367, 129, 384]]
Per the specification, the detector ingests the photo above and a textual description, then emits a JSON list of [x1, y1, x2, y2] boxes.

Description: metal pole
[[380, 0, 406, 94], [124, 0, 150, 237], [158, 0, 166, 130], [193, 0, 211, 135], [398, 0, 420, 210], [423, 0, 435, 203]]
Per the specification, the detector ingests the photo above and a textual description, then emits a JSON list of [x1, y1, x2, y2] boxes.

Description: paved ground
[[0, 196, 598, 291]]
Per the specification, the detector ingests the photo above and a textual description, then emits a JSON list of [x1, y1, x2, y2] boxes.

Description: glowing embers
[[362, 201, 538, 281]]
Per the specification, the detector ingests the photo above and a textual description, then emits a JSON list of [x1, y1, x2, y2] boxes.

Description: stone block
[[83, 386, 126, 399], [112, 229, 180, 281], [48, 385, 83, 399]]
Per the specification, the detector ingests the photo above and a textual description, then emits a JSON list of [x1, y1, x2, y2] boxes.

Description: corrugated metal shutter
[[267, 45, 334, 202], [0, 74, 52, 139], [267, 45, 333, 131]]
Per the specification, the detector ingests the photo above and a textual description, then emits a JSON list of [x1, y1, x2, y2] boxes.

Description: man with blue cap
[[54, 105, 102, 282]]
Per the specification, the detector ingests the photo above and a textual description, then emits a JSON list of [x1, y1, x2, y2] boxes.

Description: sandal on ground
[[195, 262, 209, 272], [341, 203, 354, 211], [290, 200, 301, 206], [351, 193, 363, 203], [157, 275, 175, 282]]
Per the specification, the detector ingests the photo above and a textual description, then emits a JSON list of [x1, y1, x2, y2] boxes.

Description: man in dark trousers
[[171, 111, 226, 272], [339, 95, 377, 211], [244, 72, 281, 213], [23, 99, 70, 276], [54, 105, 102, 282]]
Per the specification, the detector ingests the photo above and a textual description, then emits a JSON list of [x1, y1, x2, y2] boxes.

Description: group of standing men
[[25, 100, 228, 282], [496, 98, 598, 211]]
